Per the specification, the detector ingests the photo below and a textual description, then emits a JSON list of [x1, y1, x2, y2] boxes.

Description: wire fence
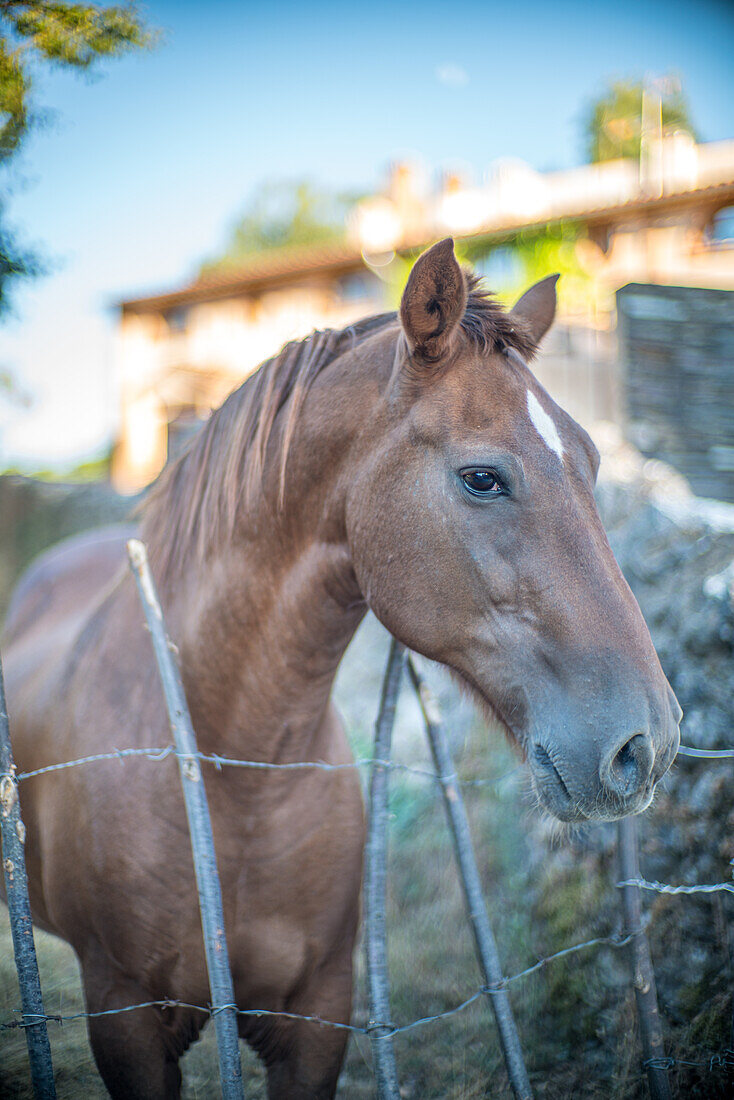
[[0, 930, 635, 1037], [1, 537, 733, 1099], [14, 744, 522, 788]]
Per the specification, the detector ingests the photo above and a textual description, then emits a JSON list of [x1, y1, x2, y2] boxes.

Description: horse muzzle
[[529, 713, 681, 823]]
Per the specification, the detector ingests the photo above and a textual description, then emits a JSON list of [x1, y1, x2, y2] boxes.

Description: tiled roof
[[119, 178, 734, 313], [119, 240, 364, 312]]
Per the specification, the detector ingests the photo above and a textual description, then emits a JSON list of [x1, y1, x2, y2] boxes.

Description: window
[[708, 207, 734, 247], [337, 273, 376, 302], [166, 306, 189, 333]]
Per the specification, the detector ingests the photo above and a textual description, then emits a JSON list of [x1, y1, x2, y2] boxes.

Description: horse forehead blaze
[[526, 389, 564, 461]]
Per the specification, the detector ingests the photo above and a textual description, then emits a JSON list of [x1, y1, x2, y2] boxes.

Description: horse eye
[[461, 469, 504, 497]]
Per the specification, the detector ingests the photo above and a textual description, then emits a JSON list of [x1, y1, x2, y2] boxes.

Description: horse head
[[346, 239, 681, 822]]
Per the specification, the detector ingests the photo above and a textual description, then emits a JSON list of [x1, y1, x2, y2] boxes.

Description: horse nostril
[[534, 744, 554, 769], [532, 743, 572, 803], [603, 733, 654, 800], [616, 740, 635, 769]]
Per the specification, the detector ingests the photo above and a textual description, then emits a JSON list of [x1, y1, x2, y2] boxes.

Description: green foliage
[[0, 2, 153, 312], [0, 32, 29, 161], [0, 217, 37, 308], [1, 445, 112, 480], [7, 1, 151, 67], [201, 180, 359, 274], [472, 223, 590, 306], [387, 221, 595, 315], [584, 78, 696, 163]]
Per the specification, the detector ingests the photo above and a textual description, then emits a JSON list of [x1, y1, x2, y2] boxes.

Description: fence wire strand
[[676, 746, 734, 759], [617, 877, 734, 895], [14, 740, 729, 784], [2, 887, 732, 1076], [14, 744, 523, 790], [0, 928, 635, 1038], [644, 1051, 734, 1072], [4, 927, 733, 1079]]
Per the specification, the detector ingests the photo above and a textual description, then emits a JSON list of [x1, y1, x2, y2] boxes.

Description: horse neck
[[160, 351, 384, 763], [172, 542, 365, 764]]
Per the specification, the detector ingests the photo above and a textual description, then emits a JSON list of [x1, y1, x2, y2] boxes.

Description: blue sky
[[2, 0, 733, 468]]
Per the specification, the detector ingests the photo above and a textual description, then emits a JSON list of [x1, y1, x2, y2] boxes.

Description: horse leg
[[265, 1020, 349, 1100], [81, 955, 201, 1099], [255, 950, 354, 1100]]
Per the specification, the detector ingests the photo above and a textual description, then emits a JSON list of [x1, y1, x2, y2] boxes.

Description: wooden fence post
[[407, 655, 533, 1100], [617, 815, 672, 1100], [0, 653, 56, 1099], [127, 540, 244, 1100], [364, 638, 405, 1100]]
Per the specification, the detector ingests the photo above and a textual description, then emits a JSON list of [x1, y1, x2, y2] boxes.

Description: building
[[113, 136, 734, 493], [113, 243, 384, 491]]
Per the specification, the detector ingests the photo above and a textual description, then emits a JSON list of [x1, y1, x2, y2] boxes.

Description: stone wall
[[617, 282, 734, 501]]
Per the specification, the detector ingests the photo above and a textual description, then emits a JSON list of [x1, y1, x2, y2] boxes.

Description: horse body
[[2, 240, 681, 1098], [4, 478, 367, 1096]]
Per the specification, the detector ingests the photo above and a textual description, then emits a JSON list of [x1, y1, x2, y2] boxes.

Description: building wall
[[112, 274, 384, 492], [592, 214, 734, 291]]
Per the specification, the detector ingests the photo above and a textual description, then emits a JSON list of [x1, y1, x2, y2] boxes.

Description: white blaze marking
[[526, 389, 564, 460]]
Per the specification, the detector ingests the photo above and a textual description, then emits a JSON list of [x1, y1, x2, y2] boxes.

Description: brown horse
[[2, 239, 680, 1098]]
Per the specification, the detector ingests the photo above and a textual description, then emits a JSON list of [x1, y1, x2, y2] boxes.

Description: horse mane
[[142, 270, 536, 578], [461, 272, 537, 359]]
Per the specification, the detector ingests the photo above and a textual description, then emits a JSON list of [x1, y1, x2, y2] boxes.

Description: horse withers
[[2, 240, 680, 1098]]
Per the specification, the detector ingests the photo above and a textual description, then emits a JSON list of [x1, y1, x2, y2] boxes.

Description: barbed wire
[[9, 745, 731, 939], [618, 877, 734, 895], [676, 745, 734, 759], [3, 926, 731, 1078], [0, 928, 635, 1039], [12, 744, 523, 791], [644, 1051, 734, 1073], [15, 746, 174, 778], [12, 737, 730, 786]]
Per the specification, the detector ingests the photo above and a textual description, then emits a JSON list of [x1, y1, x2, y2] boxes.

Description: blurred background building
[[113, 133, 734, 492]]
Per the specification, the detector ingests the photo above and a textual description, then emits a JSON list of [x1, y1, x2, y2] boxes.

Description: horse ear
[[400, 238, 467, 362], [511, 274, 559, 345]]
